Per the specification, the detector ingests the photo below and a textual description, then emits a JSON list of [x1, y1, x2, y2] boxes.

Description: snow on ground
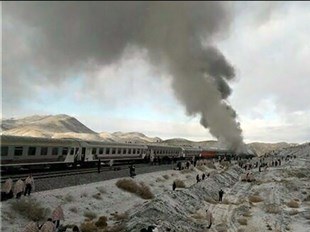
[[1, 144, 310, 232]]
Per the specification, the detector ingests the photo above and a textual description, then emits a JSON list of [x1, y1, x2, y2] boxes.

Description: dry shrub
[[92, 193, 102, 200], [95, 216, 108, 228], [242, 211, 252, 217], [304, 195, 310, 201], [206, 162, 216, 169], [191, 212, 205, 220], [265, 204, 280, 214], [10, 198, 49, 221], [174, 179, 186, 188], [171, 173, 176, 176], [103, 223, 126, 232], [248, 195, 264, 203], [96, 186, 107, 194], [289, 209, 299, 215], [64, 194, 75, 203], [163, 174, 170, 180], [137, 182, 154, 199], [80, 221, 98, 232], [222, 199, 230, 204], [69, 206, 78, 214], [111, 212, 128, 221], [185, 175, 192, 179], [197, 166, 206, 172], [180, 169, 192, 174], [287, 200, 299, 208], [204, 197, 217, 204], [81, 192, 88, 198], [84, 211, 97, 220], [116, 179, 154, 199], [237, 217, 248, 225], [156, 177, 165, 182]]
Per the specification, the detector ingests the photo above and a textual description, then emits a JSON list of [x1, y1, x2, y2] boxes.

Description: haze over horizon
[[2, 2, 310, 144]]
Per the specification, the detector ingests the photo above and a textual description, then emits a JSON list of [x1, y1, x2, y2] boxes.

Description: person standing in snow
[[219, 189, 224, 202], [172, 181, 176, 191], [14, 179, 25, 199], [196, 174, 200, 183], [40, 218, 56, 232], [205, 209, 213, 229], [1, 178, 13, 201], [23, 221, 40, 232], [24, 174, 35, 196], [202, 173, 206, 180], [52, 205, 64, 229]]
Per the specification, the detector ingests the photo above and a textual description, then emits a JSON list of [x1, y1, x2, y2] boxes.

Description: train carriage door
[[81, 147, 86, 162]]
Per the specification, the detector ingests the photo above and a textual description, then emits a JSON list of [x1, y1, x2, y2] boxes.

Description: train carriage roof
[[0, 135, 80, 146]]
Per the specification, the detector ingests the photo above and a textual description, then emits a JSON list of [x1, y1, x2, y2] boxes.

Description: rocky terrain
[[1, 142, 309, 232]]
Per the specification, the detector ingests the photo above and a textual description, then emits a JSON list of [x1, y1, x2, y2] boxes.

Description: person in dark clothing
[[73, 225, 80, 232], [186, 161, 190, 169], [202, 173, 206, 180], [172, 181, 176, 191], [97, 159, 101, 173], [219, 189, 224, 202], [196, 174, 200, 183], [129, 165, 136, 178]]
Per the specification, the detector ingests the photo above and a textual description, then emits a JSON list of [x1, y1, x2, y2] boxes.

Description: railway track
[[1, 163, 176, 191], [0, 163, 151, 184]]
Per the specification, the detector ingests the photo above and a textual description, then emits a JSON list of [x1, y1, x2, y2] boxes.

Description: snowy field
[[1, 144, 310, 232]]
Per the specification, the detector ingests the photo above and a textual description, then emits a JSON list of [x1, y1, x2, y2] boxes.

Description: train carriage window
[[118, 148, 121, 154], [28, 147, 36, 156], [40, 147, 48, 156], [106, 148, 110, 154], [92, 148, 97, 155], [62, 147, 68, 155], [1, 146, 8, 156], [70, 148, 75, 155], [122, 148, 126, 154], [99, 148, 104, 154], [82, 147, 86, 155], [14, 146, 23, 156], [133, 149, 136, 154], [52, 147, 58, 156], [112, 148, 116, 155], [137, 149, 140, 154], [128, 149, 131, 154]]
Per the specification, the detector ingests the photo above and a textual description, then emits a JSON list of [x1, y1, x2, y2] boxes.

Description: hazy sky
[[2, 2, 310, 143]]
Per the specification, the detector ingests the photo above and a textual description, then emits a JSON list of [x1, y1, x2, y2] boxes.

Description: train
[[0, 135, 255, 173]]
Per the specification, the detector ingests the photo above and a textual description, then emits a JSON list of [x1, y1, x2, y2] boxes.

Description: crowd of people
[[1, 174, 35, 201], [23, 205, 67, 232]]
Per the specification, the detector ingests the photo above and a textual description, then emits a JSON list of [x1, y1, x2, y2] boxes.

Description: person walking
[[202, 173, 206, 180], [196, 174, 200, 183], [52, 205, 64, 229], [219, 189, 224, 202], [23, 221, 39, 232], [205, 209, 213, 229], [1, 178, 13, 201], [172, 181, 176, 191], [24, 174, 35, 196], [97, 158, 101, 173], [40, 218, 56, 232], [14, 179, 25, 199]]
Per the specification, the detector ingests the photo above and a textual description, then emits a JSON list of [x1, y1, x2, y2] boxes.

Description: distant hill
[[0, 114, 300, 154], [247, 142, 298, 156], [0, 114, 162, 143]]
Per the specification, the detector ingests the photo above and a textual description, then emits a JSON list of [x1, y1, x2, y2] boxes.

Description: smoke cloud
[[3, 2, 245, 151]]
